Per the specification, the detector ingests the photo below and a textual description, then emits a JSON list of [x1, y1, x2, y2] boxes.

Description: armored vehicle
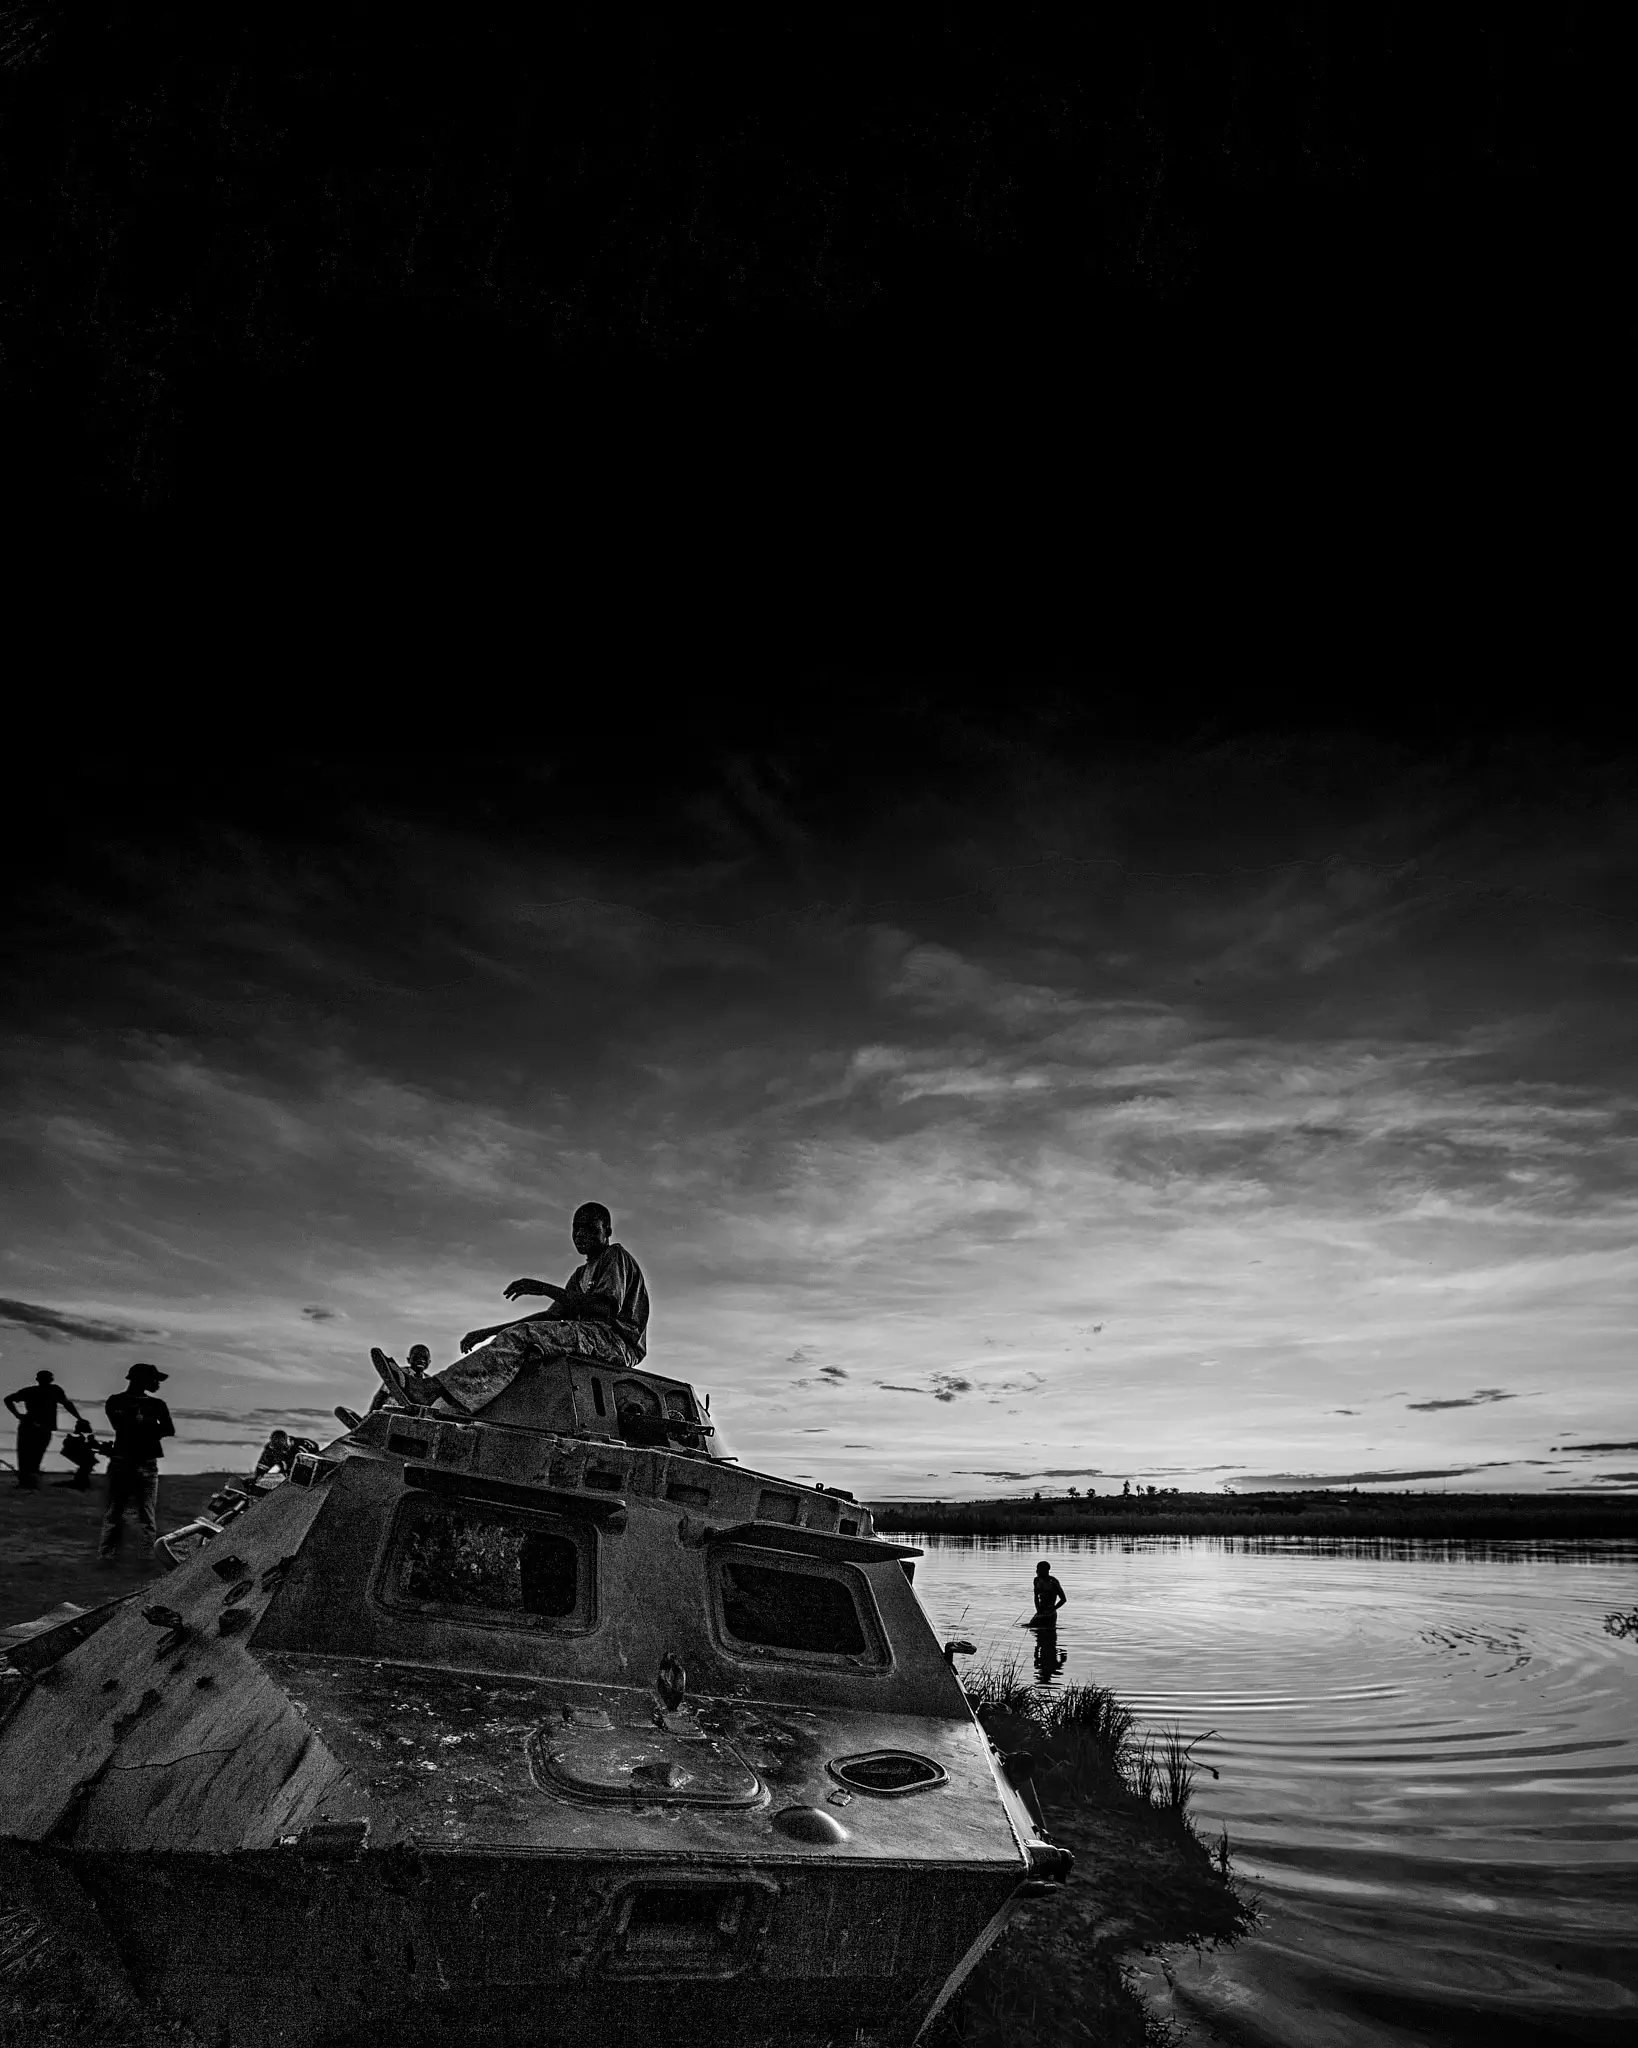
[[0, 1353, 1070, 2046]]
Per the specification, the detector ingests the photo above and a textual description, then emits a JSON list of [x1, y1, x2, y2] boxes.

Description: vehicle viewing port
[[826, 1750, 948, 1794], [601, 1878, 778, 1978], [377, 1493, 593, 1630], [712, 1549, 886, 1665]]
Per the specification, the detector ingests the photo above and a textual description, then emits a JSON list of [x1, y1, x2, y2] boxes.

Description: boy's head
[[572, 1203, 613, 1257], [407, 1344, 431, 1370], [1036, 1560, 1051, 1575]]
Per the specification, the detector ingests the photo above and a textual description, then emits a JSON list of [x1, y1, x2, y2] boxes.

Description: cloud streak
[[0, 1298, 160, 1345], [3, 728, 1634, 1486], [1405, 1388, 1519, 1412]]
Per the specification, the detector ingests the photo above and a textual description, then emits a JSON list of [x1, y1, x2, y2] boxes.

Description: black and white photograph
[[0, 5, 1629, 2046], [1, 698, 1633, 2048]]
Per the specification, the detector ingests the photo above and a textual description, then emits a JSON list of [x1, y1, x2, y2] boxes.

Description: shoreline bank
[[930, 1659, 1255, 2047]]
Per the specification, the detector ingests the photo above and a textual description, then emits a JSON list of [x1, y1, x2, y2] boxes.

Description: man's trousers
[[14, 1422, 49, 1487], [99, 1459, 159, 1556], [432, 1317, 638, 1413]]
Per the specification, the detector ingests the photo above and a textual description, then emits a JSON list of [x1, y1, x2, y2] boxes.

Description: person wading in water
[[1028, 1559, 1067, 1630], [369, 1204, 648, 1416]]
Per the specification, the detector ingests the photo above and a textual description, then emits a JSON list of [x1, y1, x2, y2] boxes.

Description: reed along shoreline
[[928, 1657, 1255, 2048], [870, 1490, 1638, 1542]]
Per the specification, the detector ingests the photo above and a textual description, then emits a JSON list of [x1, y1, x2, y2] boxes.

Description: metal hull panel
[[0, 1391, 1067, 2045], [43, 1847, 1019, 2047]]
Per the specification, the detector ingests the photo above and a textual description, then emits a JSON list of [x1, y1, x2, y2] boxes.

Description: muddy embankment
[[930, 1662, 1256, 2048]]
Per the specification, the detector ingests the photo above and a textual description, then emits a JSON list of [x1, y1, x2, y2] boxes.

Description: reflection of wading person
[[373, 1204, 648, 1415]]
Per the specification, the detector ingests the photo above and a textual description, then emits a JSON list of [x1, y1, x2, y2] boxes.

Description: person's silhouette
[[1029, 1559, 1067, 1628]]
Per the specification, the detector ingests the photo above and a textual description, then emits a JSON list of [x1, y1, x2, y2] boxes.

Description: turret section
[[398, 1354, 723, 1453], [314, 1416, 874, 1539]]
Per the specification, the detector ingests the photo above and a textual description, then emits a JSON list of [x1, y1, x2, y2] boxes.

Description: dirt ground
[[0, 1470, 237, 1628]]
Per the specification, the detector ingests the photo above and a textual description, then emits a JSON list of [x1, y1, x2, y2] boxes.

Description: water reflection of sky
[[909, 1533, 1638, 2045]]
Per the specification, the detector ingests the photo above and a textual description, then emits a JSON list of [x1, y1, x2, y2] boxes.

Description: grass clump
[[922, 1659, 1256, 2048], [1025, 1681, 1209, 1824]]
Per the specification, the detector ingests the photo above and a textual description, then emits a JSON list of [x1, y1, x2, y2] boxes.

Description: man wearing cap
[[370, 1204, 649, 1417], [98, 1363, 175, 1560], [5, 1370, 84, 1490]]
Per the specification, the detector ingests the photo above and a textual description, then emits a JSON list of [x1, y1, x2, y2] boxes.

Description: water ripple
[[909, 1533, 1638, 2042]]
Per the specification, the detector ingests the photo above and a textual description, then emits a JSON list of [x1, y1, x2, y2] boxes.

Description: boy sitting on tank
[[368, 1203, 649, 1417]]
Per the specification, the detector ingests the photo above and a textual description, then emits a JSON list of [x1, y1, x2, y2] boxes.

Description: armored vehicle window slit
[[713, 1551, 884, 1664], [379, 1495, 592, 1630]]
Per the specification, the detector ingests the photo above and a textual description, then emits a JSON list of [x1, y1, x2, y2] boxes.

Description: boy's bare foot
[[370, 1346, 437, 1409], [370, 1348, 412, 1403]]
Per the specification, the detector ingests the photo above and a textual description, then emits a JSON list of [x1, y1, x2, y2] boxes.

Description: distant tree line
[[873, 1491, 1638, 1541]]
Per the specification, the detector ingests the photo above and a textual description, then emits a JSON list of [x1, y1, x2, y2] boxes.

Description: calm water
[[905, 1535, 1638, 2048]]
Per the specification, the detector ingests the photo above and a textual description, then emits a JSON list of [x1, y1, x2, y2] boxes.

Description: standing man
[[5, 1370, 83, 1490], [99, 1362, 174, 1561]]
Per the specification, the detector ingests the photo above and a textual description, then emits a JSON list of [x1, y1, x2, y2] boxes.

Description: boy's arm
[[155, 1401, 176, 1440], [2, 1395, 20, 1420], [504, 1278, 614, 1324]]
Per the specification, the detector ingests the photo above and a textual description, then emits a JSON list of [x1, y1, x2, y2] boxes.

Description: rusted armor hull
[[0, 1371, 1067, 2046], [5, 1847, 1015, 2047]]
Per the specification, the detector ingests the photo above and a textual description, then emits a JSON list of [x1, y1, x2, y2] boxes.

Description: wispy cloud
[[5, 730, 1634, 1486], [0, 1298, 160, 1345], [172, 1406, 338, 1426], [950, 1467, 1108, 1482], [1236, 1464, 1523, 1486], [1405, 1388, 1519, 1412]]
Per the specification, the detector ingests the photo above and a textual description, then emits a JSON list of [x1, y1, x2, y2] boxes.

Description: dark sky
[[4, 697, 1634, 1491], [4, 7, 1611, 507]]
